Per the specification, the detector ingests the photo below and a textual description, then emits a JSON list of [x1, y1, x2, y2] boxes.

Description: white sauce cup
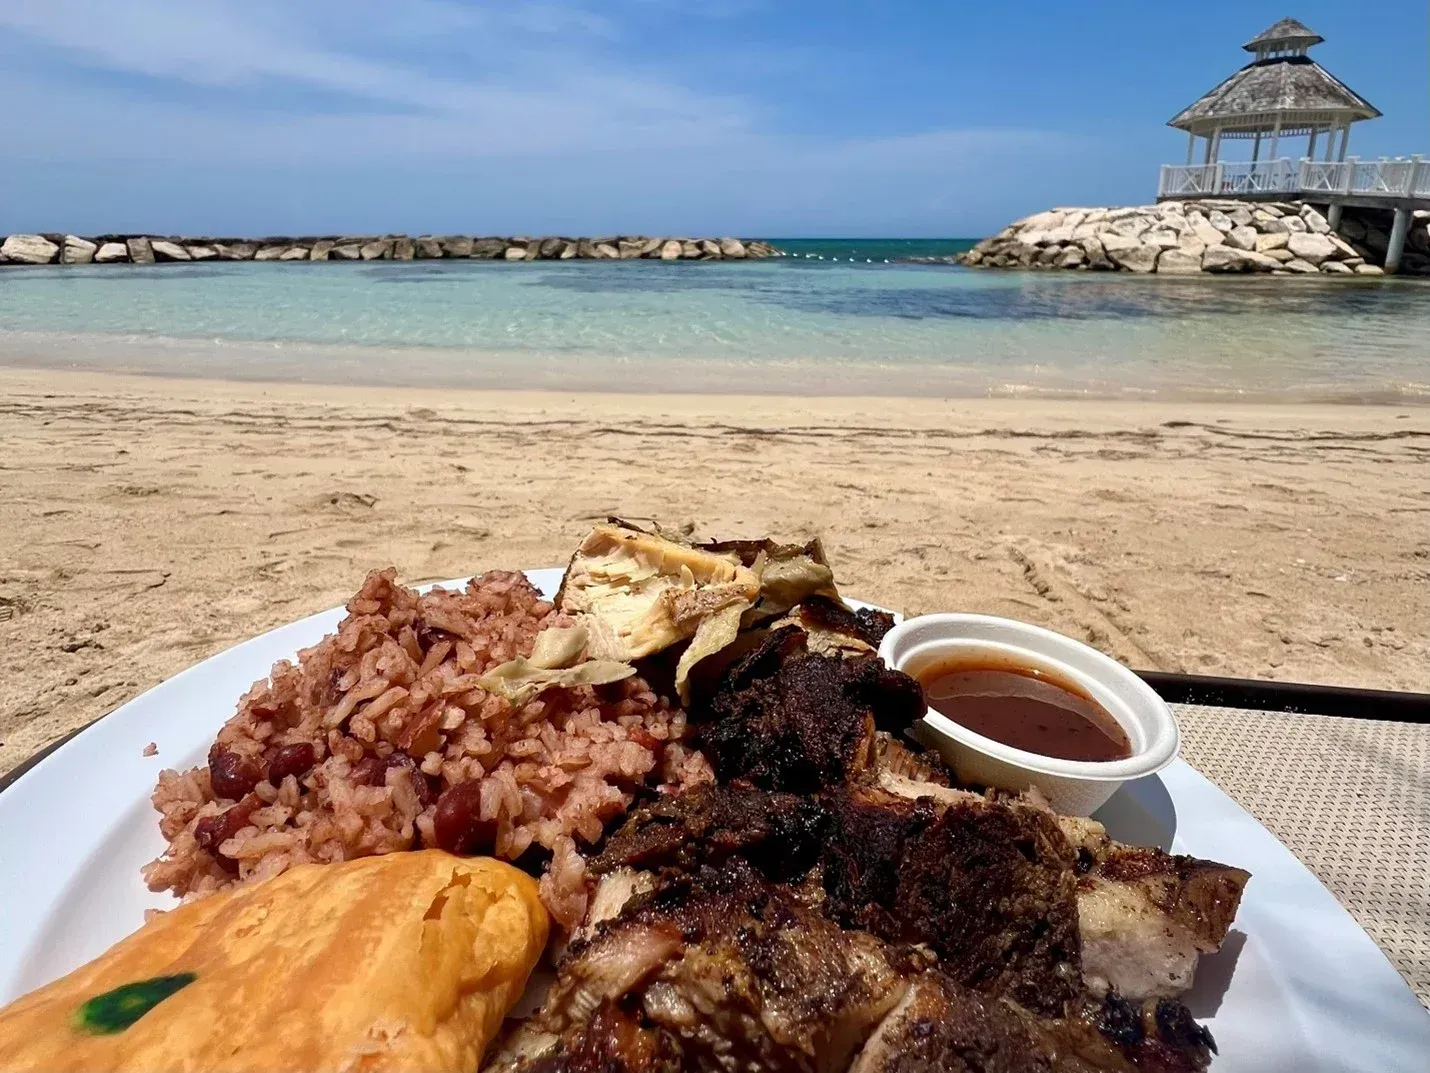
[[877, 613, 1180, 816]]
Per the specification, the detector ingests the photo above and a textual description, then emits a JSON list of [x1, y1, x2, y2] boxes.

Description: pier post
[[1385, 207, 1411, 274], [1327, 202, 1343, 231]]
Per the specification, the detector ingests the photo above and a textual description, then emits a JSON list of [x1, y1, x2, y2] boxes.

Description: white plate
[[1, 570, 1426, 1071]]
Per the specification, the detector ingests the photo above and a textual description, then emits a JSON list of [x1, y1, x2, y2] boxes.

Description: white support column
[[1252, 131, 1263, 162], [1268, 117, 1282, 161], [1337, 124, 1350, 162], [1186, 131, 1195, 165], [1307, 128, 1318, 160], [1327, 202, 1343, 231], [1385, 206, 1412, 274], [1204, 127, 1219, 165]]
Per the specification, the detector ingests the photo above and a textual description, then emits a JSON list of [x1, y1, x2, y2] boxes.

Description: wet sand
[[1, 366, 1426, 773]]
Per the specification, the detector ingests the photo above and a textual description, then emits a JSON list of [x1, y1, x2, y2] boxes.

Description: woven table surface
[[1175, 703, 1429, 1009]]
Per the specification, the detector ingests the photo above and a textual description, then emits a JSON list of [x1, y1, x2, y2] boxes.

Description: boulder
[[594, 243, 619, 259], [472, 238, 506, 259], [1264, 248, 1295, 263], [1281, 258, 1319, 274], [1300, 207, 1331, 234], [279, 246, 309, 260], [150, 239, 192, 261], [415, 236, 444, 259], [1156, 246, 1203, 274], [330, 244, 361, 260], [503, 246, 527, 260], [1207, 210, 1233, 233], [1354, 264, 1385, 276], [659, 239, 682, 261], [1107, 240, 1158, 273], [359, 239, 392, 260], [392, 237, 415, 260], [559, 242, 578, 260], [524, 240, 542, 260], [1071, 221, 1101, 241], [699, 239, 722, 257], [1341, 257, 1365, 268], [1320, 260, 1353, 275], [441, 236, 474, 258], [1079, 236, 1113, 270], [576, 239, 599, 259], [718, 237, 747, 259], [1224, 225, 1258, 251], [1281, 216, 1307, 233], [540, 237, 565, 259], [218, 242, 257, 260], [1036, 245, 1063, 266], [618, 239, 645, 259], [187, 245, 218, 261], [1286, 232, 1338, 265], [1326, 233, 1360, 261], [1142, 228, 1180, 250], [1255, 232, 1289, 252], [639, 238, 663, 257], [681, 241, 701, 258], [126, 237, 155, 265], [1057, 246, 1085, 268], [1202, 245, 1278, 272], [1252, 209, 1280, 228], [1338, 216, 1367, 240], [62, 235, 98, 265], [1258, 204, 1286, 218], [1228, 206, 1253, 226], [94, 241, 129, 263], [309, 239, 335, 261], [1, 233, 60, 264], [254, 245, 286, 261], [1018, 210, 1064, 231]]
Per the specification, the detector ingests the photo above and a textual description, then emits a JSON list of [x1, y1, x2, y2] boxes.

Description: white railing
[[1158, 163, 1218, 196], [1158, 155, 1430, 200]]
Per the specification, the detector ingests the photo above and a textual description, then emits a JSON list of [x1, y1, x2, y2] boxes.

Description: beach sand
[[1, 366, 1426, 773]]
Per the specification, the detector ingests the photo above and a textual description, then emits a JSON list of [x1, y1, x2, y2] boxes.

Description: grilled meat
[[849, 972, 1055, 1073], [1057, 815, 1249, 1000], [589, 783, 828, 884], [822, 785, 1083, 1018], [694, 628, 925, 792], [502, 862, 915, 1073], [523, 1003, 683, 1073]]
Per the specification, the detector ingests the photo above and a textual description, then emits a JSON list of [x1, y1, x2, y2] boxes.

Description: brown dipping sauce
[[916, 653, 1132, 763]]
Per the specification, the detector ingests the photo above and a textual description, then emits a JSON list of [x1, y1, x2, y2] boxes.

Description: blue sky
[[0, 1, 1424, 236]]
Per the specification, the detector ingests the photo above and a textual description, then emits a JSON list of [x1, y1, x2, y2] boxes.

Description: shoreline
[[2, 365, 1427, 774], [2, 330, 1427, 405]]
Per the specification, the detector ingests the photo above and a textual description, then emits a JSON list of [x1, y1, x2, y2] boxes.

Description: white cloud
[[0, 0, 1094, 233]]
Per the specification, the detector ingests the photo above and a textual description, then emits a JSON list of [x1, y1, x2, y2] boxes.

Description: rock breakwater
[[0, 233, 782, 266], [958, 201, 1426, 277]]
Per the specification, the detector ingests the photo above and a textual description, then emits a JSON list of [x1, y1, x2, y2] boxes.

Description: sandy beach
[[0, 365, 1426, 773]]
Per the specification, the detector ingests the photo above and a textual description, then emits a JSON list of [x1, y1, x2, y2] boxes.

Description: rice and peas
[[143, 568, 712, 930]]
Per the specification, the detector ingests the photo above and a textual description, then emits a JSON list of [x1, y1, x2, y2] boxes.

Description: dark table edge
[[3, 672, 1427, 797]]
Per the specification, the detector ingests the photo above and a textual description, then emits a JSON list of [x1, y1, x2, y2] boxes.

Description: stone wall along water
[[0, 234, 783, 266], [958, 201, 1428, 277]]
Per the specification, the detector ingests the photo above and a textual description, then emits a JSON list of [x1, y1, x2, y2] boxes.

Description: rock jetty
[[0, 234, 783, 266], [958, 201, 1427, 277]]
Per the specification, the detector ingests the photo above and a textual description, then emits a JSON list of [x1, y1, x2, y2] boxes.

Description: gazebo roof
[[1243, 17, 1323, 52], [1168, 46, 1380, 133]]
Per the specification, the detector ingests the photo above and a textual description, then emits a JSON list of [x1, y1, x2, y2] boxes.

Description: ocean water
[[0, 247, 1426, 401]]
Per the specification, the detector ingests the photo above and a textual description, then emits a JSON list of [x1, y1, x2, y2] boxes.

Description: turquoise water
[[0, 252, 1426, 400]]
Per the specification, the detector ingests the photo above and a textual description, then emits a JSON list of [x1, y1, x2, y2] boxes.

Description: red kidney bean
[[352, 752, 434, 808], [433, 780, 498, 855], [267, 743, 317, 786], [193, 795, 259, 873], [208, 745, 261, 800]]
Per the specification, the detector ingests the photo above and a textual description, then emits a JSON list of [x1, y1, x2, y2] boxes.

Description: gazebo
[[1168, 18, 1380, 168]]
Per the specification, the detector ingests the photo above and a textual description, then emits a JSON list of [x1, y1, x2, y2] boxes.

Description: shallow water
[[0, 254, 1426, 400]]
